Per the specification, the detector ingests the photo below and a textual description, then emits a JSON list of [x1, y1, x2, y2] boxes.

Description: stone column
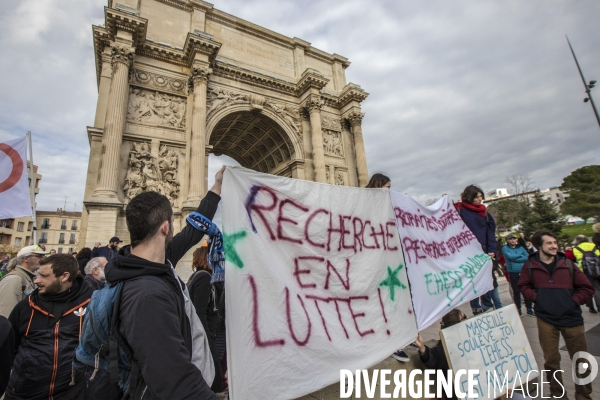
[[341, 119, 358, 187], [306, 95, 326, 183], [184, 64, 211, 208], [347, 110, 369, 187], [328, 165, 335, 185], [92, 42, 134, 200]]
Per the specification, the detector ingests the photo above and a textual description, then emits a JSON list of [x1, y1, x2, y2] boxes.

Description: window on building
[[39, 232, 48, 243], [69, 233, 76, 244], [25, 236, 30, 246], [1, 219, 14, 229], [59, 233, 65, 244], [557, 199, 562, 204], [41, 218, 50, 229], [15, 237, 21, 247], [68, 247, 73, 254], [71, 220, 77, 230], [27, 221, 33, 231], [17, 222, 24, 232], [58, 247, 63, 254], [61, 219, 67, 230]]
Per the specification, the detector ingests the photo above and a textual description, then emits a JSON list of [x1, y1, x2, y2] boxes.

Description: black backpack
[[575, 246, 600, 278]]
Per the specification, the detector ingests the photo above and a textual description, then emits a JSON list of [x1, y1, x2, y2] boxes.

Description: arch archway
[[207, 107, 302, 176]]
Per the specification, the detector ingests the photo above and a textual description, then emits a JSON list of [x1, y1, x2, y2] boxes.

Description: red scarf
[[454, 201, 487, 217]]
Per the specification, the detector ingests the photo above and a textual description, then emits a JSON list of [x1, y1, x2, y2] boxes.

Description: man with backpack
[[74, 167, 225, 400], [518, 230, 594, 400], [573, 235, 600, 314], [0, 245, 48, 317]]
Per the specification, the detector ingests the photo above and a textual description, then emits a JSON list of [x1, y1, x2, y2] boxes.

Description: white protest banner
[[0, 136, 32, 219], [440, 305, 539, 400], [221, 166, 418, 400], [389, 192, 493, 330]]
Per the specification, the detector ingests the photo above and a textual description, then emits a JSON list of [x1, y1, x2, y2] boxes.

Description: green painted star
[[379, 264, 407, 301], [223, 230, 247, 269]]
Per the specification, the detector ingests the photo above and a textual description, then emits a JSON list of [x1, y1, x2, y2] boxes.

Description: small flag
[[0, 136, 32, 219]]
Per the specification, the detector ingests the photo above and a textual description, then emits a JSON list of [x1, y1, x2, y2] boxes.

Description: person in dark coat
[[7, 254, 93, 400], [414, 309, 467, 400], [76, 247, 92, 276], [188, 245, 223, 392], [454, 184, 499, 314], [0, 315, 15, 396], [82, 257, 107, 291]]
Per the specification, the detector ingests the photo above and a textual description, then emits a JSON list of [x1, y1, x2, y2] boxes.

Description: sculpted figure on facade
[[124, 142, 180, 206], [207, 87, 249, 115], [323, 130, 343, 157], [127, 88, 187, 129], [265, 100, 302, 137]]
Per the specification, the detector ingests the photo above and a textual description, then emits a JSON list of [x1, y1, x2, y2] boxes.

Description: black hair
[[366, 173, 391, 189], [41, 254, 79, 282], [531, 230, 557, 249], [126, 191, 173, 248], [460, 184, 484, 204]]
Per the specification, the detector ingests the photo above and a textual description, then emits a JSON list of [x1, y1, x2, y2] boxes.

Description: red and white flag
[[0, 136, 32, 219]]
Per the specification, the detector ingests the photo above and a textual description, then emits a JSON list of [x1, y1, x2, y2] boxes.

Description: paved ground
[[418, 276, 600, 399]]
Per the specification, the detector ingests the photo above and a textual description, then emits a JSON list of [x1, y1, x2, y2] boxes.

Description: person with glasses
[[0, 245, 48, 317]]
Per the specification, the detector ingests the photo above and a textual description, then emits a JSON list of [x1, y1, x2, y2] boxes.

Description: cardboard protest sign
[[221, 167, 418, 400], [440, 306, 539, 400], [389, 192, 493, 330]]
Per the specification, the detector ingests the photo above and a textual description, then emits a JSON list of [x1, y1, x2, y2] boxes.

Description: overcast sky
[[1, 0, 599, 212]]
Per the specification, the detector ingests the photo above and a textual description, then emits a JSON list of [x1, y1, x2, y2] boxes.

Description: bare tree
[[505, 173, 535, 203], [424, 198, 439, 206]]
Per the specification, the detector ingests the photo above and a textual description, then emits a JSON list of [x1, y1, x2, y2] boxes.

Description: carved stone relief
[[124, 142, 180, 206], [325, 165, 330, 183], [132, 69, 187, 94], [127, 88, 187, 129], [335, 170, 345, 186], [323, 130, 344, 157], [207, 86, 302, 137], [321, 115, 341, 132]]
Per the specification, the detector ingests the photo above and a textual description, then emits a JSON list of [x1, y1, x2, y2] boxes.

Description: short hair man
[[519, 230, 594, 400], [83, 257, 107, 291], [0, 245, 48, 317], [6, 254, 93, 399], [502, 234, 534, 316], [76, 167, 224, 399], [92, 237, 122, 261], [572, 235, 600, 314]]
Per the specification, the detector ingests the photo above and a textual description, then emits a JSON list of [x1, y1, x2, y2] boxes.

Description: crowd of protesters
[[0, 171, 597, 400]]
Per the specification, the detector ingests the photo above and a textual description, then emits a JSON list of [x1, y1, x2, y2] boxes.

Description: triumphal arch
[[80, 0, 370, 253]]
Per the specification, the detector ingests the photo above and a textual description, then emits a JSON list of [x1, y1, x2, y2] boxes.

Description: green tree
[[487, 199, 522, 231], [560, 165, 600, 220], [520, 192, 563, 237]]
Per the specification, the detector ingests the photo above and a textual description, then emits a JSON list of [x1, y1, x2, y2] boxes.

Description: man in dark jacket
[[7, 254, 93, 399], [0, 315, 15, 396], [518, 230, 594, 400], [92, 237, 122, 261], [87, 167, 224, 400], [83, 257, 107, 291]]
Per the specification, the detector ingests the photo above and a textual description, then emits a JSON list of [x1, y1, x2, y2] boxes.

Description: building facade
[[36, 210, 83, 254], [81, 0, 370, 254]]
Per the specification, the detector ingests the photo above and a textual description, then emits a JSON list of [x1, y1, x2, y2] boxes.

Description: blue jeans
[[471, 288, 502, 312]]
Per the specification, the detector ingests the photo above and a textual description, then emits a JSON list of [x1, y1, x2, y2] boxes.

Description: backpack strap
[[575, 246, 585, 255]]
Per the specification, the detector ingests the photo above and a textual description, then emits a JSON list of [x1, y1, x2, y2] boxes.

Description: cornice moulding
[[104, 7, 147, 46]]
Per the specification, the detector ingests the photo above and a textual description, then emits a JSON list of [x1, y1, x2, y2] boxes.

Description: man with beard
[[519, 230, 594, 400], [75, 167, 224, 399], [83, 257, 108, 291], [0, 245, 48, 317], [6, 254, 92, 399], [92, 237, 122, 261]]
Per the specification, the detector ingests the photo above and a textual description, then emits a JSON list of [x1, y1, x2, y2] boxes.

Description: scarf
[[454, 201, 487, 218], [186, 212, 225, 283]]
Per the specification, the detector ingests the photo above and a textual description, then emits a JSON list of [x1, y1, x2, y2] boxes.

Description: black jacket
[[419, 341, 455, 400], [83, 274, 105, 291], [7, 276, 93, 399], [0, 315, 15, 396], [104, 191, 220, 400], [77, 257, 90, 276], [188, 270, 220, 339]]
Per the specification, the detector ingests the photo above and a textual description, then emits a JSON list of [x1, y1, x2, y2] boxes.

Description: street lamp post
[[566, 35, 600, 130]]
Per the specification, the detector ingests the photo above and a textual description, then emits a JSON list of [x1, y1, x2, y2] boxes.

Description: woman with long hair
[[365, 173, 391, 189], [454, 185, 501, 314], [188, 245, 224, 393]]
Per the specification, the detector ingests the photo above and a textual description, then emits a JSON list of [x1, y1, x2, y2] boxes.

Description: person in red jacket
[[518, 230, 594, 400]]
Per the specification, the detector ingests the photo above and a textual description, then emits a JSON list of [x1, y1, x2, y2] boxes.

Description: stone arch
[[207, 104, 304, 175]]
